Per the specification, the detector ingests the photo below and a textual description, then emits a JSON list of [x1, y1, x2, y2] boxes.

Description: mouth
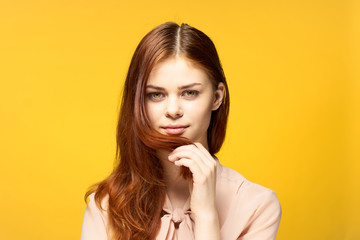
[[161, 125, 189, 135]]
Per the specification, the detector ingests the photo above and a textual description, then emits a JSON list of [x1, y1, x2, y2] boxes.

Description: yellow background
[[1, 0, 359, 239]]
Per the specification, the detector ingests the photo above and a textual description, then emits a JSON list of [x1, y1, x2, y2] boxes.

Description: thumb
[[188, 181, 193, 195]]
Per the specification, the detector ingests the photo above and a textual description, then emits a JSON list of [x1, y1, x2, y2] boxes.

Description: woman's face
[[145, 56, 224, 150]]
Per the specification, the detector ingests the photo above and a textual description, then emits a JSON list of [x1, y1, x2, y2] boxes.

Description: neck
[[157, 150, 190, 195]]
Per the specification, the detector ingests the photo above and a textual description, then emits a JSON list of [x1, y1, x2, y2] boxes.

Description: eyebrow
[[146, 83, 202, 90]]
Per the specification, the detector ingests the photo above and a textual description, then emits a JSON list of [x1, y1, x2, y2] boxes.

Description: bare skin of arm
[[168, 142, 220, 240]]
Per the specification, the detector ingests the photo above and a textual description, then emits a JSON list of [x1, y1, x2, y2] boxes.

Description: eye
[[183, 90, 199, 97], [148, 92, 164, 101]]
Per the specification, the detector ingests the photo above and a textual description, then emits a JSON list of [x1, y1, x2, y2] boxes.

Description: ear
[[211, 82, 225, 111]]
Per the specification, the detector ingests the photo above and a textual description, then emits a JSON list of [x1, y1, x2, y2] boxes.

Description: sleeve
[[80, 193, 108, 240], [237, 190, 282, 240]]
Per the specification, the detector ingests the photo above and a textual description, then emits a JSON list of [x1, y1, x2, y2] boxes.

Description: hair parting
[[85, 22, 230, 240]]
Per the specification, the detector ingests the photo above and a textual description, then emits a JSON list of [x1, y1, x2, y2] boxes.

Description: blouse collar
[[156, 156, 222, 239]]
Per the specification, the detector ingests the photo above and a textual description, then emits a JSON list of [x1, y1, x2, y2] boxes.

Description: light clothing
[[81, 160, 282, 240]]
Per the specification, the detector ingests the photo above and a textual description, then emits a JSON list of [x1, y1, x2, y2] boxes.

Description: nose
[[165, 96, 183, 119]]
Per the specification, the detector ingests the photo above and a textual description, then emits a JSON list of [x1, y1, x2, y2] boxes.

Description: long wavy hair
[[85, 22, 230, 240]]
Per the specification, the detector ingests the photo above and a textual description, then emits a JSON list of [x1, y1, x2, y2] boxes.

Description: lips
[[162, 125, 189, 135]]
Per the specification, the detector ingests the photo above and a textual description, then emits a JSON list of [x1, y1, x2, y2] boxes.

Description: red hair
[[85, 22, 230, 240]]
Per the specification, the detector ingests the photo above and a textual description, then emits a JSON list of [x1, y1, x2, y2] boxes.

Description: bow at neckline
[[156, 194, 195, 240]]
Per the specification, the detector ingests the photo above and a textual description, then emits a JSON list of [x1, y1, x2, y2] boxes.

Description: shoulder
[[216, 161, 281, 217], [85, 192, 110, 222], [81, 193, 110, 240], [216, 162, 282, 239]]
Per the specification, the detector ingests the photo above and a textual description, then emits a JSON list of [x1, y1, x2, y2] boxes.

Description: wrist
[[193, 207, 219, 222], [194, 208, 220, 240]]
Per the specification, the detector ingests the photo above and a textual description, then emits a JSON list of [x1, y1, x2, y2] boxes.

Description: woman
[[81, 22, 281, 240]]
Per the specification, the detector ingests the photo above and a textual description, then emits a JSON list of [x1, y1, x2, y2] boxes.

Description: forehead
[[147, 56, 211, 87]]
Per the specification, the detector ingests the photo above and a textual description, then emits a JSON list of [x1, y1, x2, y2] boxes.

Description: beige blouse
[[81, 159, 282, 240]]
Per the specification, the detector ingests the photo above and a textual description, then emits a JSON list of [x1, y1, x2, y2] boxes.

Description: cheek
[[145, 102, 162, 124], [187, 101, 213, 125]]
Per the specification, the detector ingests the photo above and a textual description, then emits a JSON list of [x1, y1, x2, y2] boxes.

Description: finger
[[171, 148, 216, 183], [168, 145, 201, 162], [182, 143, 215, 170], [193, 142, 216, 162], [193, 142, 217, 167], [174, 158, 205, 181], [170, 144, 209, 166], [169, 147, 211, 171], [190, 143, 217, 179], [169, 144, 198, 156]]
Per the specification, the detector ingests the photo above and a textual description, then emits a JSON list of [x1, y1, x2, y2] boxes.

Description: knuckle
[[193, 142, 201, 148], [198, 176, 207, 184], [203, 168, 212, 177], [208, 165, 216, 176]]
